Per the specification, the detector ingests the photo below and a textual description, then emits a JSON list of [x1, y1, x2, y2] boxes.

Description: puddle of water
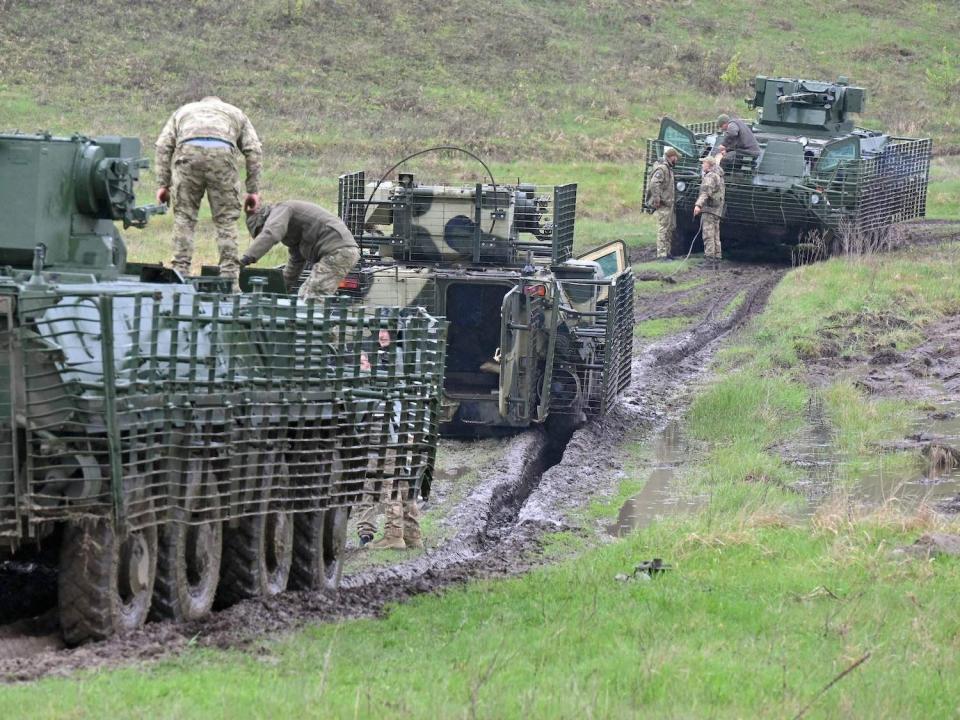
[[788, 398, 960, 511], [607, 421, 706, 537]]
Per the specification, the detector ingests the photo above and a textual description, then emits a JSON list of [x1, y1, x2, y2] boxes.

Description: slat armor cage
[[0, 288, 445, 545], [642, 125, 931, 241]]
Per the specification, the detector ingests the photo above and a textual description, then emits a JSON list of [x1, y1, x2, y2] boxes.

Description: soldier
[[356, 326, 424, 550], [693, 155, 725, 262], [645, 146, 679, 259], [716, 113, 760, 168], [241, 200, 360, 299], [155, 96, 262, 285]]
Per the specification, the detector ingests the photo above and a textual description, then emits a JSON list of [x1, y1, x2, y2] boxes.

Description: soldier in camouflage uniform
[[645, 146, 679, 259], [693, 155, 725, 261], [355, 327, 424, 550], [242, 200, 360, 299], [155, 97, 263, 283]]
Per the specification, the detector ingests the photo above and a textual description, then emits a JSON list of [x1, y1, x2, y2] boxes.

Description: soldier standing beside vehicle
[[645, 146, 679, 260], [693, 155, 725, 262], [155, 97, 263, 285], [356, 325, 425, 551], [241, 200, 360, 298], [716, 113, 760, 168]]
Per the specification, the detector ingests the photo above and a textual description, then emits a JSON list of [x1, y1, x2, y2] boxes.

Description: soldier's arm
[[154, 113, 177, 188], [647, 168, 664, 206], [246, 205, 292, 261], [237, 116, 263, 194], [283, 245, 306, 290]]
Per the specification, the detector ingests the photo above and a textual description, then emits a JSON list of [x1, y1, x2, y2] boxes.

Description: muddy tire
[[216, 511, 294, 607], [149, 460, 223, 622], [289, 506, 348, 594], [58, 520, 158, 646]]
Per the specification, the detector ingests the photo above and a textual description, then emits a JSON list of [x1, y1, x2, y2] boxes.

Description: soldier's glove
[[239, 255, 255, 268]]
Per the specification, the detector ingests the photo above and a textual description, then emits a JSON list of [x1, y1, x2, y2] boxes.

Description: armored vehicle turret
[[336, 171, 635, 435], [0, 132, 444, 644], [643, 76, 932, 259]]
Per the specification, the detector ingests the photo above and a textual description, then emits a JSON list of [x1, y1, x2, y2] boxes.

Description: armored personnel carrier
[[643, 76, 932, 259], [335, 171, 634, 435], [0, 132, 444, 644]]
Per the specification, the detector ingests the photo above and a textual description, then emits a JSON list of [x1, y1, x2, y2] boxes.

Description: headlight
[[810, 193, 821, 205], [676, 181, 686, 192]]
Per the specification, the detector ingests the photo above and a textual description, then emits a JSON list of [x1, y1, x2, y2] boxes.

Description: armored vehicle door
[[498, 284, 548, 424], [575, 240, 627, 304], [544, 264, 635, 422], [657, 119, 698, 159], [816, 137, 861, 209]]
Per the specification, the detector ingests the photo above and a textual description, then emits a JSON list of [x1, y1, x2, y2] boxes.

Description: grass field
[[1, 1, 960, 716], [1, 0, 959, 266]]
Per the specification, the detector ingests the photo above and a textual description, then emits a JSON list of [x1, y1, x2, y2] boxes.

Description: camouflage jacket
[[245, 201, 358, 286], [720, 117, 760, 155], [155, 97, 263, 193], [645, 160, 675, 208], [695, 167, 725, 217]]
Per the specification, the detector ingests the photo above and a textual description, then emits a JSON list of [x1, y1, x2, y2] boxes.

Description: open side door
[[497, 287, 524, 421], [816, 136, 862, 209], [658, 118, 699, 159], [577, 240, 627, 278], [548, 267, 635, 422]]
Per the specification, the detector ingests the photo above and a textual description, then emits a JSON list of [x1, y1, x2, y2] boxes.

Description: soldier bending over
[[242, 200, 361, 299]]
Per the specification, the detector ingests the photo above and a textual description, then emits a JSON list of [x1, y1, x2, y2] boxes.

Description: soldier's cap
[[663, 146, 679, 159], [245, 203, 272, 238], [702, 155, 719, 167], [716, 113, 730, 127]]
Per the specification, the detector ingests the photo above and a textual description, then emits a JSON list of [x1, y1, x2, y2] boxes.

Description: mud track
[[0, 256, 784, 682]]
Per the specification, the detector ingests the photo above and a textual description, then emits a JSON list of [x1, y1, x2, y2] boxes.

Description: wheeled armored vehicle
[[335, 171, 634, 435], [0, 132, 444, 644], [643, 76, 932, 259]]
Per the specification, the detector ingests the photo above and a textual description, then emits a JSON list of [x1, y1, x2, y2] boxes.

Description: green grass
[[633, 315, 691, 339], [4, 517, 958, 719]]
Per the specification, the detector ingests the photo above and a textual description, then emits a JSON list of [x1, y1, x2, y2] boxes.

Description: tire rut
[[0, 260, 784, 683]]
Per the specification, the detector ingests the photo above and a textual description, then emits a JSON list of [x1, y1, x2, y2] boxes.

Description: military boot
[[403, 498, 423, 550], [369, 499, 406, 550]]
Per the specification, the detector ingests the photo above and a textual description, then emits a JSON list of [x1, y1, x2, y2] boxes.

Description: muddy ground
[[2, 224, 956, 682]]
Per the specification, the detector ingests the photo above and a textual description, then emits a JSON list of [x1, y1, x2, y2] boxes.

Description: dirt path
[[0, 254, 784, 682]]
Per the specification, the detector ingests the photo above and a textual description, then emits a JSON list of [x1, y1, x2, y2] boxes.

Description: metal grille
[[3, 288, 444, 541], [549, 268, 635, 418], [855, 138, 932, 231], [338, 170, 366, 239], [643, 127, 932, 238], [0, 295, 18, 544], [551, 184, 577, 264], [339, 174, 574, 269]]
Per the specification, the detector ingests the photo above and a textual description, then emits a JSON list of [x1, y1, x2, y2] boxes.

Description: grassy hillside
[[1, 0, 958, 265]]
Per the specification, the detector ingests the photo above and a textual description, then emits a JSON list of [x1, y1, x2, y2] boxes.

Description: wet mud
[[0, 254, 786, 682]]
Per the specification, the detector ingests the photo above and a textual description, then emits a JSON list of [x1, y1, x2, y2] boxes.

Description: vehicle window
[[818, 141, 858, 173], [662, 124, 697, 158], [593, 250, 620, 278]]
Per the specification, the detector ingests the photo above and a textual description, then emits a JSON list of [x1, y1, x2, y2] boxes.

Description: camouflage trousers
[[297, 246, 361, 300], [355, 479, 421, 542], [701, 214, 722, 259], [655, 206, 676, 258], [170, 144, 243, 279]]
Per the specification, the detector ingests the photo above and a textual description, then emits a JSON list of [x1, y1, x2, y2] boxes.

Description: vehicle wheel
[[150, 459, 223, 622], [320, 506, 349, 594], [58, 519, 158, 645], [216, 510, 294, 607], [289, 450, 346, 593], [671, 225, 699, 258]]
